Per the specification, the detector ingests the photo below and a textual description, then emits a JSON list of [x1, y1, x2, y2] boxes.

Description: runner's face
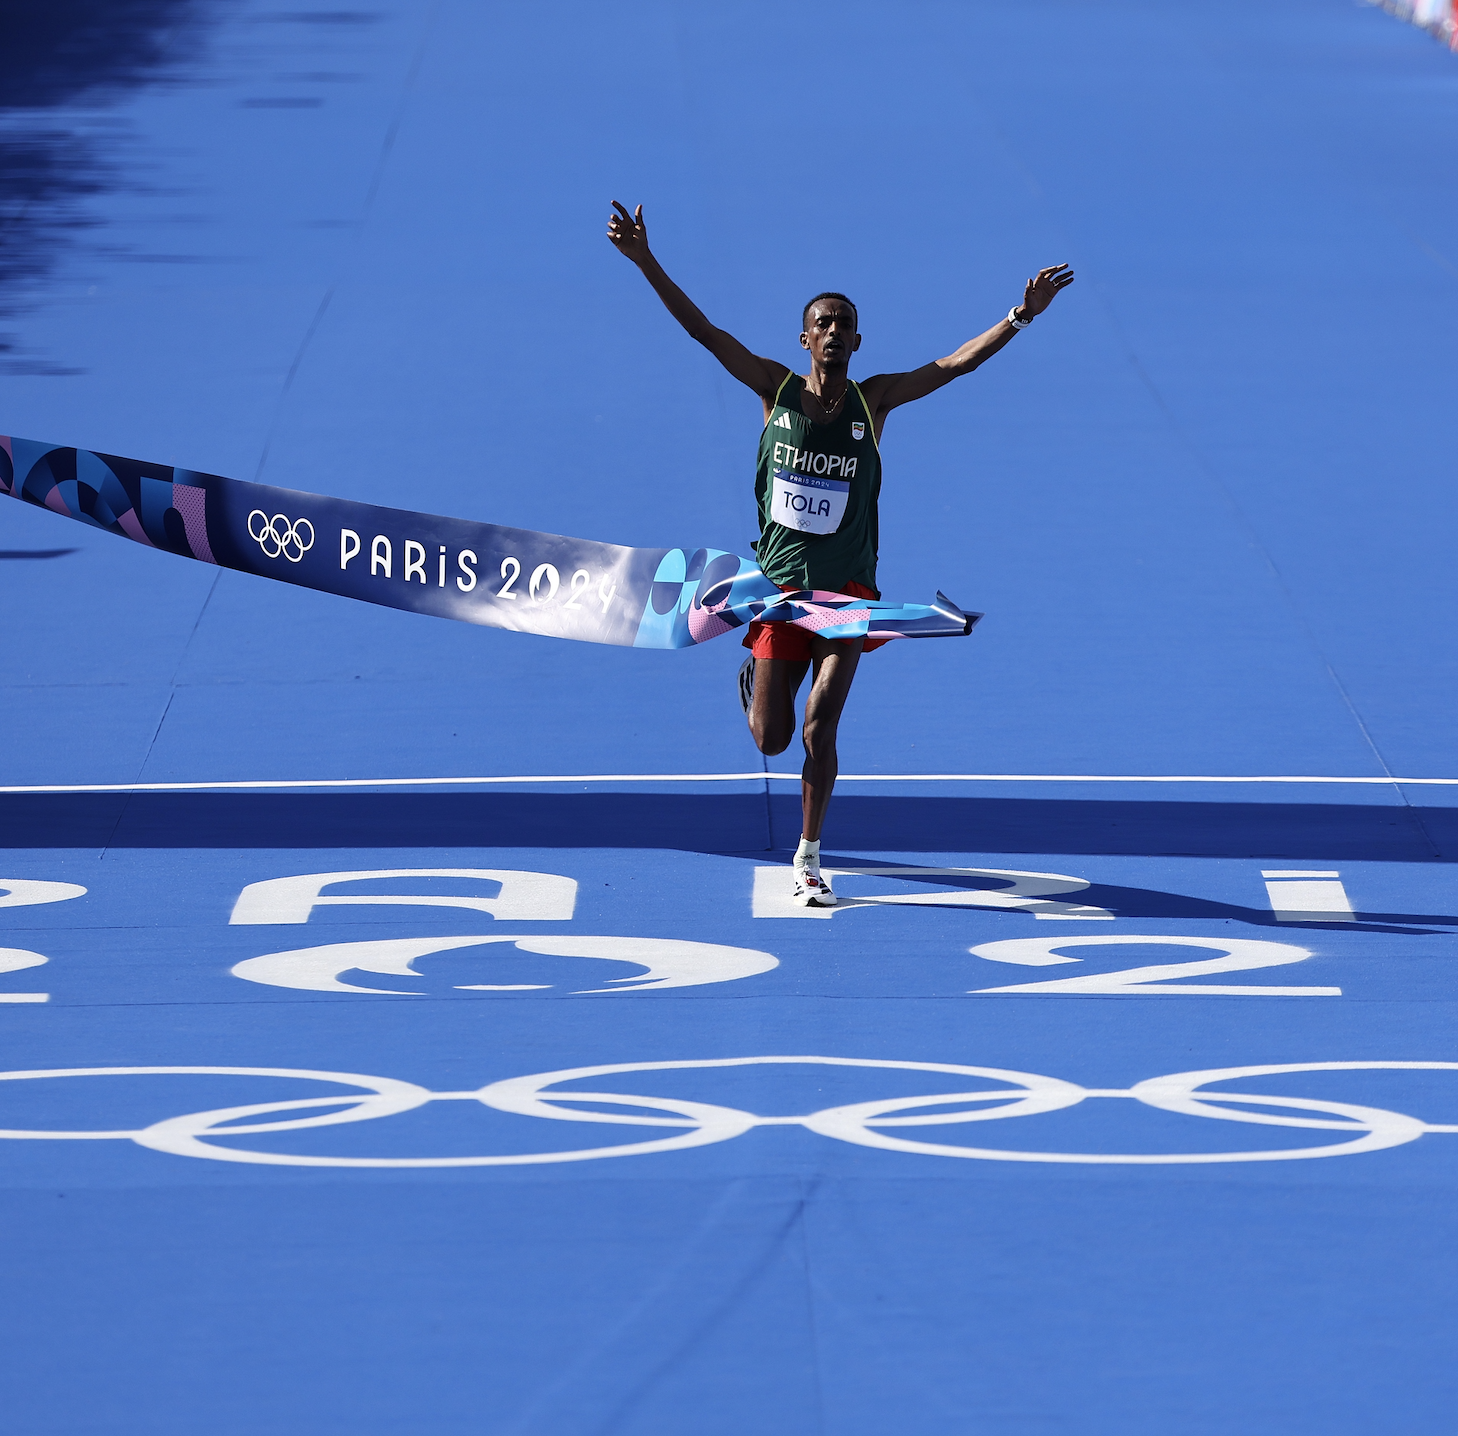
[[800, 301, 861, 369]]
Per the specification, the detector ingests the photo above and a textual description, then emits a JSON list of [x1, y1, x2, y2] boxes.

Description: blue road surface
[[3, 3, 1458, 1433]]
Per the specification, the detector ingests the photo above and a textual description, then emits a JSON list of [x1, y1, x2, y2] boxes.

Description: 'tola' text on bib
[[771, 469, 849, 535]]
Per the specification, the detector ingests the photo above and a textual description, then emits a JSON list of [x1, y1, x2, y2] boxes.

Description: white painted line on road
[[1, 773, 1456, 795], [1265, 874, 1356, 923]]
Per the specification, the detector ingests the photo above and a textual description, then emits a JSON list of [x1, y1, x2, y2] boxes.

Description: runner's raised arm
[[607, 201, 790, 402], [858, 263, 1075, 425]]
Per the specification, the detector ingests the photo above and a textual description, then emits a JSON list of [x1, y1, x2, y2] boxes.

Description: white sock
[[795, 837, 820, 867]]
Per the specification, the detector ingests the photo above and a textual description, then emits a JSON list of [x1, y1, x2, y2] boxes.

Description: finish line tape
[[0, 435, 978, 649]]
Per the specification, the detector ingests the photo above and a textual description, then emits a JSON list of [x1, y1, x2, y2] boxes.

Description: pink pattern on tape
[[794, 605, 871, 633], [117, 508, 155, 548], [688, 604, 737, 643], [170, 484, 216, 565]]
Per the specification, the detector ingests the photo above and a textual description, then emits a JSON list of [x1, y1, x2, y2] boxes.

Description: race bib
[[770, 468, 850, 535]]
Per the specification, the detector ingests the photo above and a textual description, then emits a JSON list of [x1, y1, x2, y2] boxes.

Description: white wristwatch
[[1007, 306, 1031, 330]]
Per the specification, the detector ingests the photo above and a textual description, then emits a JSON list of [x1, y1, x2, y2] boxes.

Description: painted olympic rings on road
[[247, 509, 315, 562], [0, 1058, 1454, 1169]]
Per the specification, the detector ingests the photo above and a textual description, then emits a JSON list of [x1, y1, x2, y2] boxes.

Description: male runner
[[608, 201, 1073, 906]]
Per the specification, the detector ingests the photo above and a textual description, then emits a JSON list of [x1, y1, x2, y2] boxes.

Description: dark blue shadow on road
[[4, 790, 1453, 871], [9, 792, 1452, 931]]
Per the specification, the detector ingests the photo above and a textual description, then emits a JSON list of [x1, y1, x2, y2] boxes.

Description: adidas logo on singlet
[[773, 413, 793, 429]]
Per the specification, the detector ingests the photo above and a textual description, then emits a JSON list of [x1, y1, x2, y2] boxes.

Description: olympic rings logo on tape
[[247, 509, 315, 562], [2, 1057, 1456, 1170]]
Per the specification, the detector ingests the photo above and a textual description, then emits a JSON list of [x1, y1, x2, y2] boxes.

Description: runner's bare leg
[[800, 637, 862, 841], [748, 657, 810, 756], [747, 641, 862, 839]]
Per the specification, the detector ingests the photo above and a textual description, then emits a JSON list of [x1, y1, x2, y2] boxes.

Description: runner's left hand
[[607, 201, 651, 264], [1021, 263, 1075, 317]]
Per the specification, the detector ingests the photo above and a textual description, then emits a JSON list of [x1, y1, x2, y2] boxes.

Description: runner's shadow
[[1079, 883, 1458, 934], [820, 864, 1458, 935]]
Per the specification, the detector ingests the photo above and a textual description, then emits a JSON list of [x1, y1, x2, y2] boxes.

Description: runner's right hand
[[1021, 263, 1075, 317]]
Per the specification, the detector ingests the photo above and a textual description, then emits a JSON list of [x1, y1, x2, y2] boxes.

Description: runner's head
[[801, 293, 860, 369]]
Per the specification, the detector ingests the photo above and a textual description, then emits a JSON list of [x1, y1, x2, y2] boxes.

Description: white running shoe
[[737, 656, 755, 716], [793, 862, 837, 907]]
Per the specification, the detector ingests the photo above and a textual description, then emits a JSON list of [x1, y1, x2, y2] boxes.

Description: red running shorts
[[743, 580, 890, 662]]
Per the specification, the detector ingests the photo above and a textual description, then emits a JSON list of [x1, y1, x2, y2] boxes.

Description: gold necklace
[[808, 381, 847, 415]]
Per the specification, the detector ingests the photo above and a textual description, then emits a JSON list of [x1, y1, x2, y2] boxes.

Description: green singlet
[[753, 373, 882, 596]]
